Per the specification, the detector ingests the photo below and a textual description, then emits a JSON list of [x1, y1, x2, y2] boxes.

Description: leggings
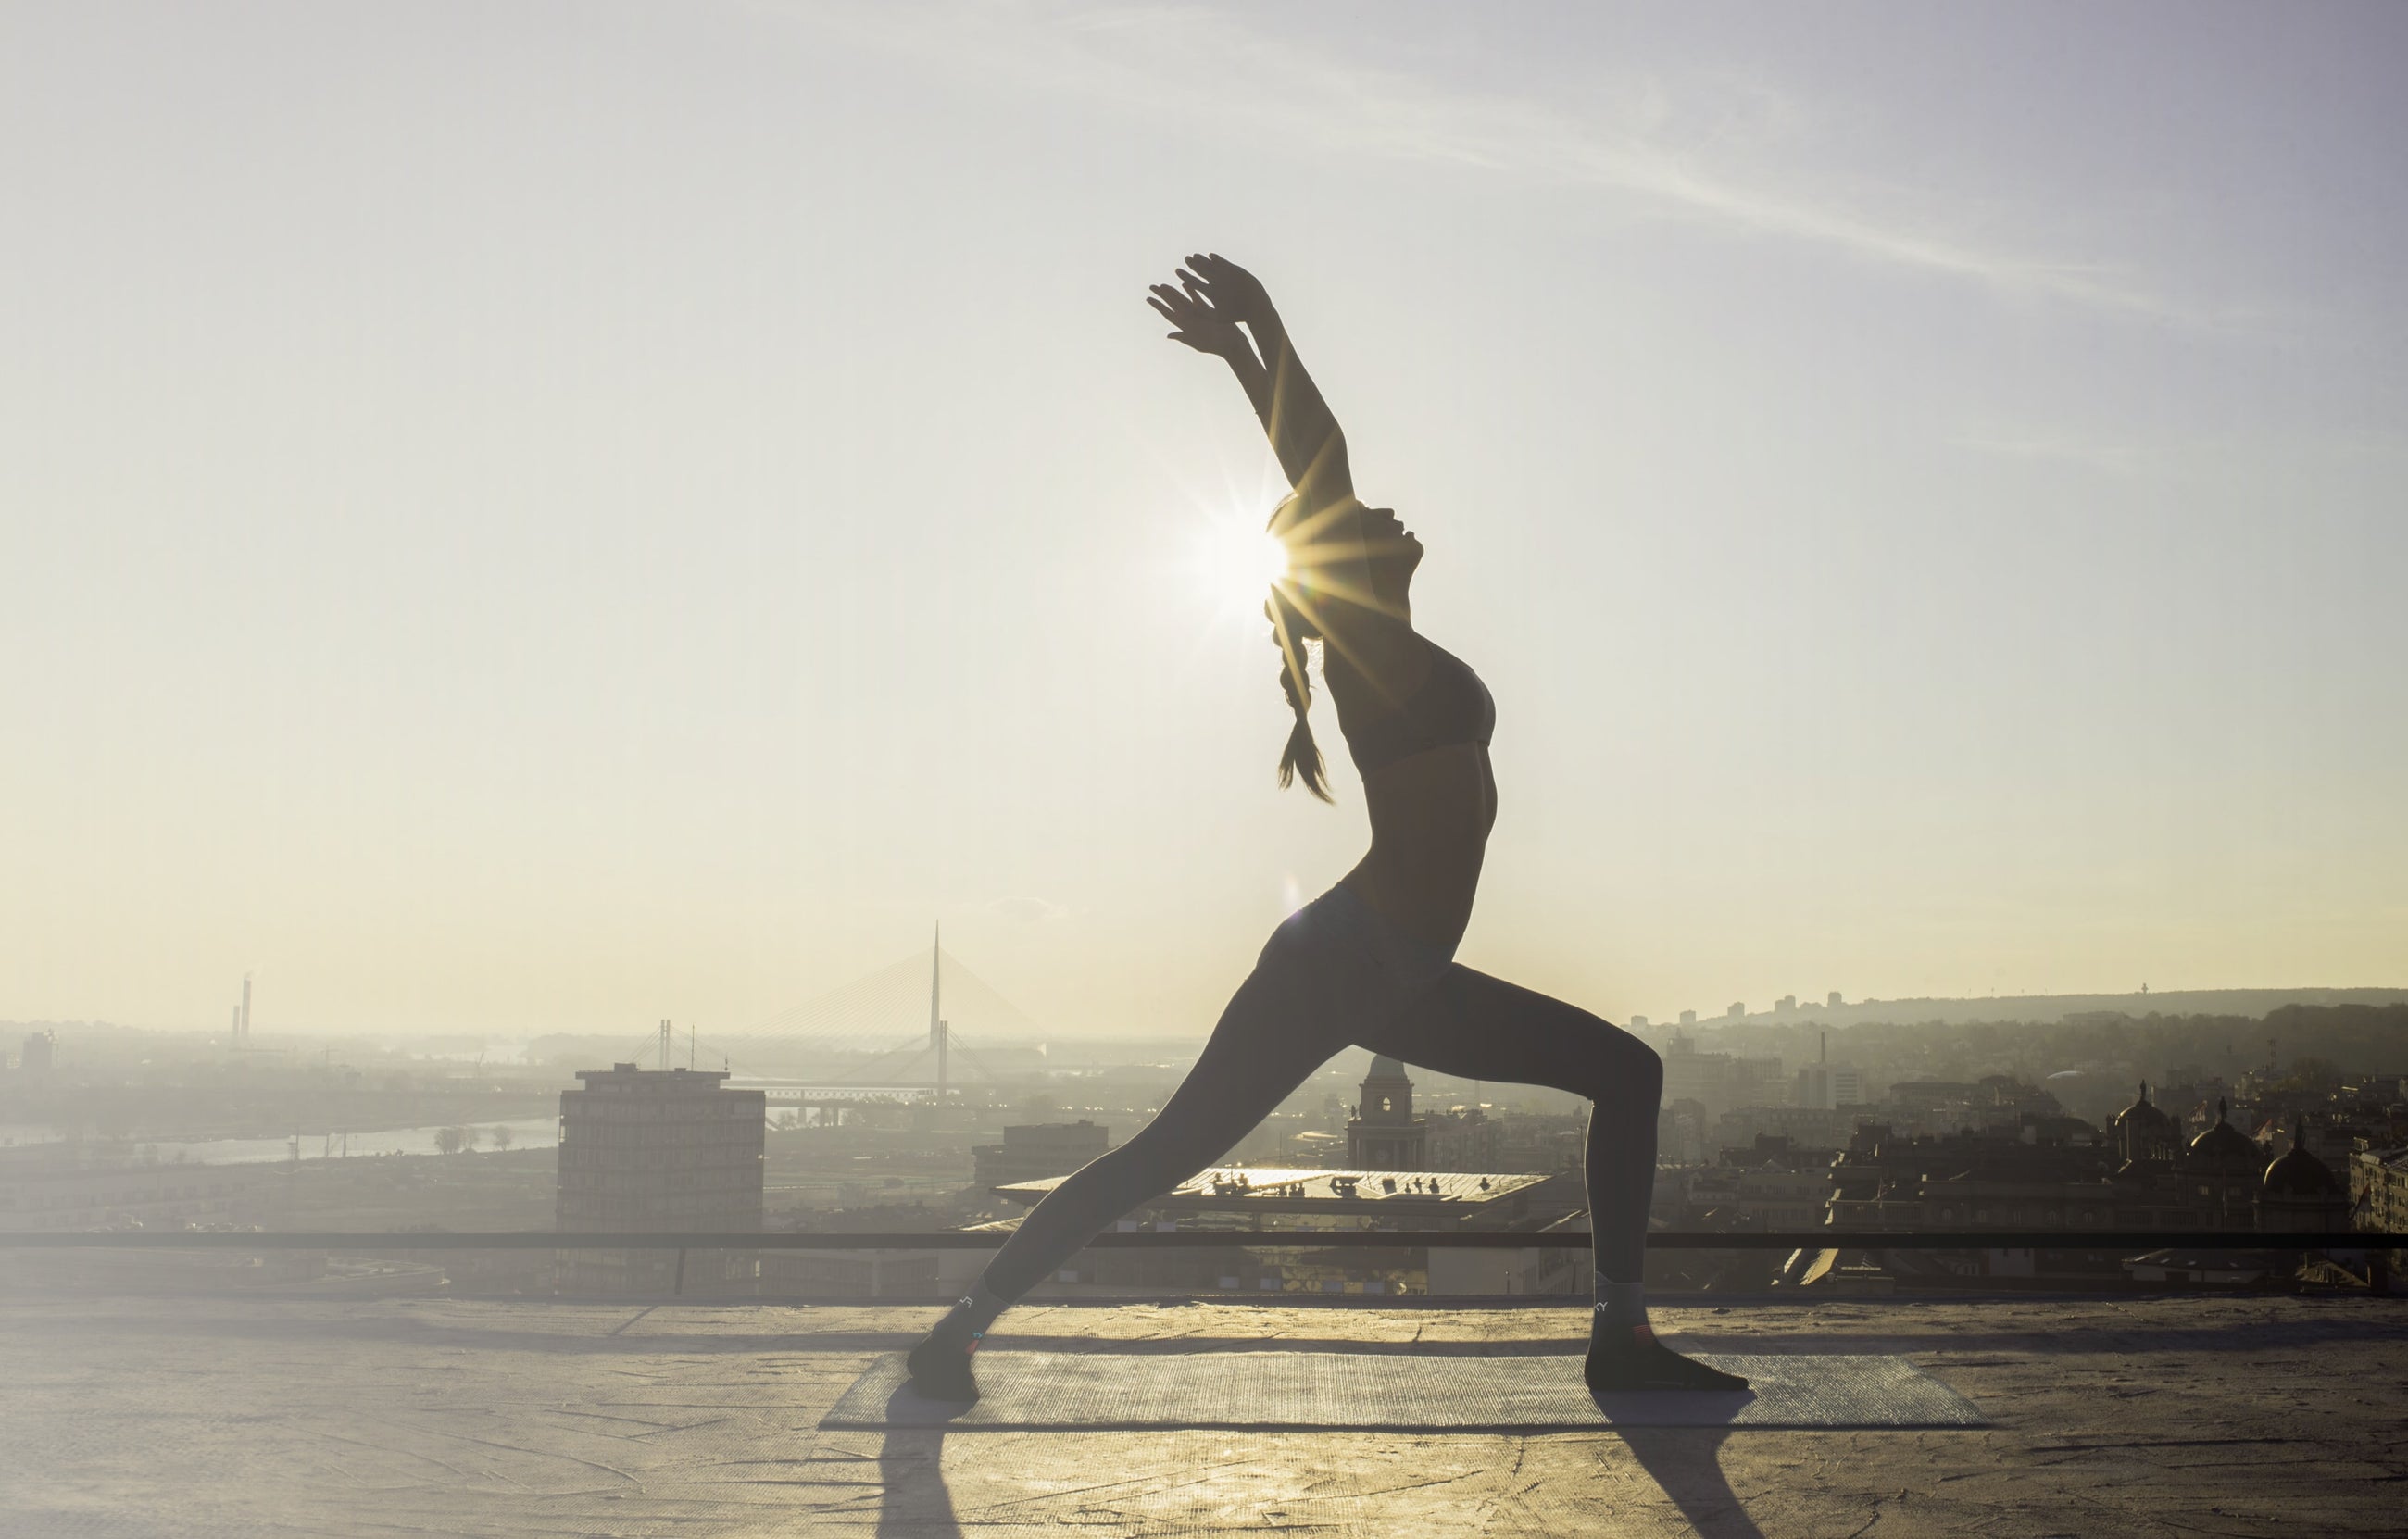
[[979, 882, 1663, 1305]]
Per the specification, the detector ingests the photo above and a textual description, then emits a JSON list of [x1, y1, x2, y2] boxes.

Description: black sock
[[908, 1279, 1006, 1394], [1586, 1295, 1749, 1392], [927, 1277, 1005, 1338], [1594, 1280, 1648, 1332]]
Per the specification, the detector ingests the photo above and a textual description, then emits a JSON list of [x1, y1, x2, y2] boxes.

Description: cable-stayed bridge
[[605, 930, 1044, 1111]]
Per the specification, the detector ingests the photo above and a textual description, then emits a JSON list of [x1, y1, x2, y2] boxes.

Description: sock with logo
[[905, 1279, 1007, 1401], [1584, 1280, 1750, 1393]]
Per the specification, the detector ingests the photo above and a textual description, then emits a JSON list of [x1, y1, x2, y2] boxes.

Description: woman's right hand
[[1178, 253, 1273, 325]]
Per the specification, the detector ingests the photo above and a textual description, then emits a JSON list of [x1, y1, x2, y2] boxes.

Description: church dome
[[2113, 1082, 2175, 1132], [1365, 1055, 1411, 1080], [2189, 1098, 2260, 1165], [2262, 1118, 2341, 1198]]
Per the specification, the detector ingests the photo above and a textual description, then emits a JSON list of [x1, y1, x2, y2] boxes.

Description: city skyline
[[5, 3, 2404, 1037]]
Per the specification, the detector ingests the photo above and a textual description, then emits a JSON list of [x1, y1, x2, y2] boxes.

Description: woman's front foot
[[906, 1283, 1006, 1401], [1584, 1321, 1750, 1393]]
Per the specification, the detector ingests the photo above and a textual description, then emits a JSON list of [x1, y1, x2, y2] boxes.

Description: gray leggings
[[979, 883, 1663, 1305]]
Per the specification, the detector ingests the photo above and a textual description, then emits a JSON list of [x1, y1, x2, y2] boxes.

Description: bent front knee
[[1584, 1034, 1662, 1109], [1626, 1041, 1664, 1106]]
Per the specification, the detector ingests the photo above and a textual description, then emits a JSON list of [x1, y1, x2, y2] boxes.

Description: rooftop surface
[[4, 1290, 2402, 1536]]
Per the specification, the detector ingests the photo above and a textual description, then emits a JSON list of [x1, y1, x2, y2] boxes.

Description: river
[[13, 1116, 570, 1167]]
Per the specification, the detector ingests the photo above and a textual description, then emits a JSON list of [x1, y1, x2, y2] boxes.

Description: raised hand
[[1149, 251, 1344, 506], [1178, 252, 1273, 324], [1147, 275, 1254, 363]]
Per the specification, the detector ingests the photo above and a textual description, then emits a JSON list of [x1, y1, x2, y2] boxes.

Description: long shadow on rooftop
[[875, 1425, 963, 1539], [847, 1370, 1760, 1539], [1620, 1427, 1765, 1539]]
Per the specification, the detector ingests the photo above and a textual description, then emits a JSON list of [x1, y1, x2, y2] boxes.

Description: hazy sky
[[4, 2, 2403, 1041]]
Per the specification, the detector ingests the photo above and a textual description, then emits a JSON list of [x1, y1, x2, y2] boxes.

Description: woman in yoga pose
[[907, 254, 1744, 1399]]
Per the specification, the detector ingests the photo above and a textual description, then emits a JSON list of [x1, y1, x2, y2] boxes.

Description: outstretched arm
[[1149, 253, 1355, 511]]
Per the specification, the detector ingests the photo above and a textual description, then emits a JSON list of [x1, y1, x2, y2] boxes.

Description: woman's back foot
[[1584, 1323, 1750, 1394], [905, 1333, 982, 1402]]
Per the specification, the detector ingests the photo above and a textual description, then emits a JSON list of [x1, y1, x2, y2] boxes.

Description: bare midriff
[[1342, 743, 1498, 953]]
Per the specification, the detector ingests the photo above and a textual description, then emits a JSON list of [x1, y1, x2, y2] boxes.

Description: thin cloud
[[775, 0, 2182, 321], [1948, 431, 2159, 478], [1951, 423, 2408, 482], [986, 895, 1072, 923]]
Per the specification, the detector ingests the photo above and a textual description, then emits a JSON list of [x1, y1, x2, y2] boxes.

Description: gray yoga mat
[[821, 1350, 1987, 1432]]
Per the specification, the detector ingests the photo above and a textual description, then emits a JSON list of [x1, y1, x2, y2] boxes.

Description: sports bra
[[1342, 640, 1496, 774]]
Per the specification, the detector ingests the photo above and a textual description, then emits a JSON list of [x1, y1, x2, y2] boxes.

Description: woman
[[907, 254, 1744, 1398]]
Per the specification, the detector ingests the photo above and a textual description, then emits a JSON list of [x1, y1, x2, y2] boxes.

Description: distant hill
[[1725, 987, 2408, 1028]]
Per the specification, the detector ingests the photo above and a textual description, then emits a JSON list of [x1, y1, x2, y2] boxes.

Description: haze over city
[[6, 2, 2403, 1041], [8, 11, 2408, 1539]]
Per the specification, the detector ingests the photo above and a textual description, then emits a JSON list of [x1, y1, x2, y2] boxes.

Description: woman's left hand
[[1148, 278, 1253, 362]]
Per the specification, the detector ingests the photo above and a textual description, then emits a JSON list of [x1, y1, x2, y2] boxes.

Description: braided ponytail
[[1271, 598, 1333, 802]]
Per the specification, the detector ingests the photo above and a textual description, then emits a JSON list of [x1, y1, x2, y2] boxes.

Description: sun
[[1192, 519, 1292, 610]]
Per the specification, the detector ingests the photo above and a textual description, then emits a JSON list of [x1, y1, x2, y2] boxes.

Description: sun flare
[[1192, 520, 1293, 610]]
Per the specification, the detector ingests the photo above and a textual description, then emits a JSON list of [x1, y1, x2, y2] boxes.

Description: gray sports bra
[[1342, 640, 1495, 774]]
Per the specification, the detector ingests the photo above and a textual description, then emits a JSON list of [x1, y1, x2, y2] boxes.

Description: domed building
[[2183, 1098, 2264, 1226], [2113, 1082, 2180, 1169], [2257, 1116, 2349, 1232], [2189, 1098, 2260, 1164], [2102, 1092, 2281, 1232]]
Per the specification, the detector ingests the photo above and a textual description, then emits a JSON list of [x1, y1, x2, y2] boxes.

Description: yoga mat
[[821, 1350, 1987, 1432]]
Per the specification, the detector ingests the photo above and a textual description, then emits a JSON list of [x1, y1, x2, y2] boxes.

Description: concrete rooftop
[[3, 1289, 2403, 1536]]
